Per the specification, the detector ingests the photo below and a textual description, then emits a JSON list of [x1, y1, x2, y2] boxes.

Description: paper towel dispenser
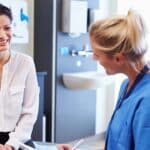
[[61, 0, 88, 34]]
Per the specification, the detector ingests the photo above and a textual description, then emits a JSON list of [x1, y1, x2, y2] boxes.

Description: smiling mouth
[[0, 40, 9, 46]]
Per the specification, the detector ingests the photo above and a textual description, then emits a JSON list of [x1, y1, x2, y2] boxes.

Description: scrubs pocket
[[118, 121, 132, 149]]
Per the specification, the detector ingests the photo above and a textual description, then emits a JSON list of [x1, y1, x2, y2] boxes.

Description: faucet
[[70, 45, 93, 57]]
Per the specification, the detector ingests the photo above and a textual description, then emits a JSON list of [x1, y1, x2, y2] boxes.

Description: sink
[[62, 71, 115, 90]]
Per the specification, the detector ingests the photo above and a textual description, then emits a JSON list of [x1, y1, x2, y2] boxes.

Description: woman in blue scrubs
[[58, 10, 150, 150], [89, 10, 150, 150]]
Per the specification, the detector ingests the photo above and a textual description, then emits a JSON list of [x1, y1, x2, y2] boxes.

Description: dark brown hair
[[0, 3, 13, 22]]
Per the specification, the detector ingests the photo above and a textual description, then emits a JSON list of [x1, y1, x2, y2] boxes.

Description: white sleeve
[[6, 59, 40, 150]]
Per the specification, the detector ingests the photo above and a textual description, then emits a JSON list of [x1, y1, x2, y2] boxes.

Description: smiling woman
[[89, 9, 150, 150], [0, 7, 12, 57], [0, 17, 12, 47], [0, 3, 39, 150], [57, 9, 150, 150]]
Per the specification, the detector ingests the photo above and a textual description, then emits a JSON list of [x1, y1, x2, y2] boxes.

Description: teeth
[[0, 42, 7, 45], [0, 41, 6, 43], [0, 39, 9, 45]]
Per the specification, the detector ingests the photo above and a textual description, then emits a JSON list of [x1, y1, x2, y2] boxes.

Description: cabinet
[[32, 72, 47, 141]]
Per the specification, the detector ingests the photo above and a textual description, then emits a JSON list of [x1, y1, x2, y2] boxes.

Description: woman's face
[[0, 15, 12, 52], [90, 39, 121, 75]]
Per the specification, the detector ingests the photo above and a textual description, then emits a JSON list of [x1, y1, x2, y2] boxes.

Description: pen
[[72, 139, 84, 150]]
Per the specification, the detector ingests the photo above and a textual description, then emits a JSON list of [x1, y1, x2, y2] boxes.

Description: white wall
[[96, 81, 116, 133], [117, 0, 150, 61]]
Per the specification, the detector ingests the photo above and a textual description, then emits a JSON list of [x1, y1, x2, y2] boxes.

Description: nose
[[0, 29, 7, 39]]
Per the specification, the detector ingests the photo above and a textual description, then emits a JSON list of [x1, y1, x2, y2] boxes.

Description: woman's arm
[[6, 58, 39, 150]]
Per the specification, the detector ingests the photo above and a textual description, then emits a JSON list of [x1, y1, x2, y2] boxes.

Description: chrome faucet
[[70, 45, 93, 57]]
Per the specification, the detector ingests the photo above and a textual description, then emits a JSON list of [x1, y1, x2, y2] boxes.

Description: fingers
[[4, 145, 14, 150], [57, 144, 71, 150], [0, 144, 4, 150], [0, 144, 14, 150]]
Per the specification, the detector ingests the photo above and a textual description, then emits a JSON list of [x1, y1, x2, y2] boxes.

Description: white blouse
[[0, 51, 39, 149]]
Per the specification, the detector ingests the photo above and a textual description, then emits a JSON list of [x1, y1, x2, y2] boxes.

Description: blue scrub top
[[105, 71, 150, 150]]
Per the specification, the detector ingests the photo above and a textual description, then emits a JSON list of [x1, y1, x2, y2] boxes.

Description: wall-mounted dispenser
[[61, 0, 88, 34]]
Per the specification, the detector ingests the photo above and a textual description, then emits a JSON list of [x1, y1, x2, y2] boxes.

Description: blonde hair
[[89, 10, 147, 62]]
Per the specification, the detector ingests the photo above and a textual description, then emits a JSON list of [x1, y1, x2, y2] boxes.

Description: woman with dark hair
[[0, 3, 39, 150], [58, 10, 150, 150]]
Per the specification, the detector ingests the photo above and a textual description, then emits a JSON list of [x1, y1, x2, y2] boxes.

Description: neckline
[[122, 64, 149, 100]]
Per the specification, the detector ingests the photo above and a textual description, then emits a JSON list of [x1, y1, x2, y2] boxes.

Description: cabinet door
[[32, 72, 47, 141]]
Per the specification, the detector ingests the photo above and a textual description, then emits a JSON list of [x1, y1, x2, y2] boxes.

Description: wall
[[55, 0, 99, 143]]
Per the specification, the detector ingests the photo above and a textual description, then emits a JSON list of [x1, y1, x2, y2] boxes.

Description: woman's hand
[[4, 145, 14, 150], [57, 144, 71, 150], [0, 144, 4, 150], [0, 144, 13, 150]]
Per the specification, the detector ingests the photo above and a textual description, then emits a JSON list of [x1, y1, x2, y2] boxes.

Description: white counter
[[34, 133, 105, 150]]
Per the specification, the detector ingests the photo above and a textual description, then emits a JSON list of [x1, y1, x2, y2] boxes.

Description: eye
[[93, 53, 99, 60], [4, 26, 12, 31], [93, 53, 99, 58]]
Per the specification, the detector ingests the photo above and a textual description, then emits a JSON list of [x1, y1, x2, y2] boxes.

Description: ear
[[114, 53, 125, 65]]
